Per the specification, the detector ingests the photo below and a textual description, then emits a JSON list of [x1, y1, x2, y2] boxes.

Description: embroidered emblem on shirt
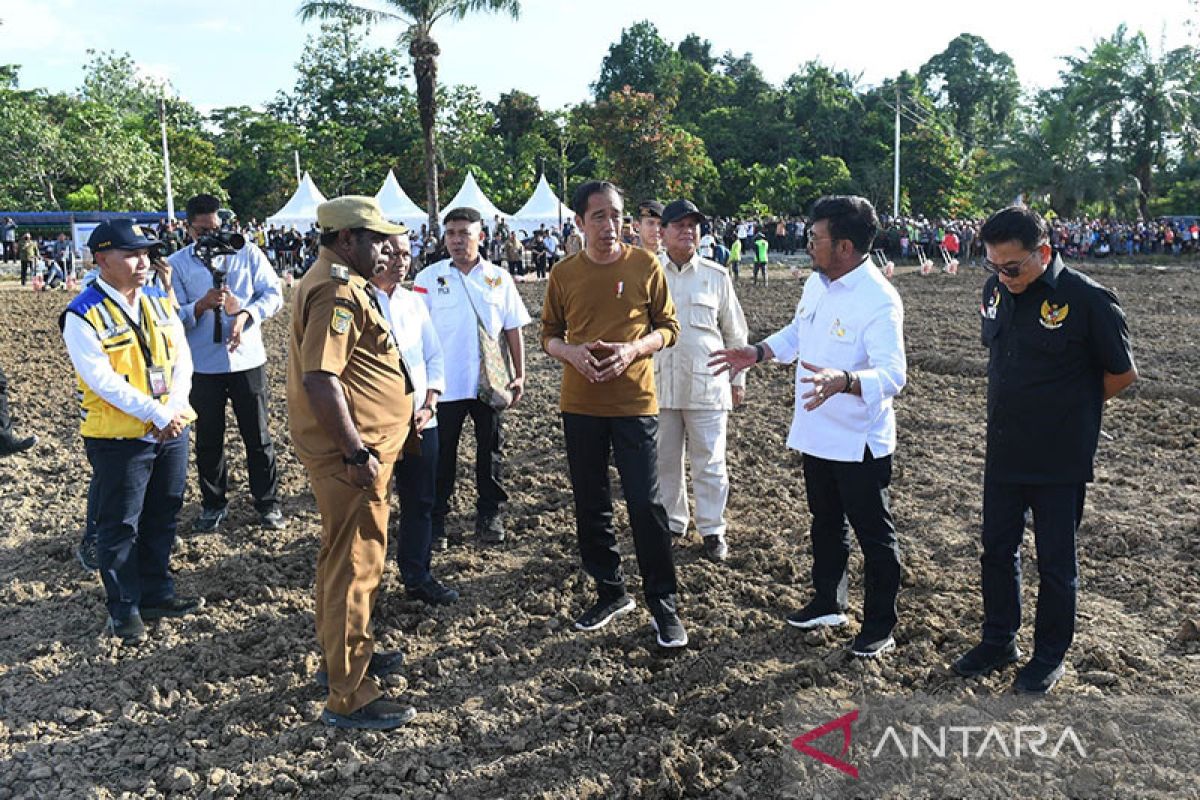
[[484, 275, 502, 289], [829, 317, 846, 338], [331, 307, 353, 335], [981, 286, 1000, 319], [1039, 300, 1069, 330]]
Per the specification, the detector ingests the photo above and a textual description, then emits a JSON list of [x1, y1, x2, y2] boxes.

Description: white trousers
[[656, 408, 729, 539]]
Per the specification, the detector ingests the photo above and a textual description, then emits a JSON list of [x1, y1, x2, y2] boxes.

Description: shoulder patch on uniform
[[333, 297, 357, 311], [331, 307, 353, 335]]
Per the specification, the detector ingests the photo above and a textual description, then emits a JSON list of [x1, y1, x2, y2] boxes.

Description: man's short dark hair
[[185, 194, 221, 222], [979, 206, 1049, 251], [572, 180, 623, 216], [319, 227, 367, 248], [443, 207, 482, 225], [809, 195, 879, 254]]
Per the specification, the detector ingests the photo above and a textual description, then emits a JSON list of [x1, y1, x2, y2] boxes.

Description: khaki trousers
[[310, 464, 393, 715], [656, 408, 729, 539]]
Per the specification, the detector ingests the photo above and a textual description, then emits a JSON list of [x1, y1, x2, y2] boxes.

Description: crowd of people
[[0, 180, 1143, 731]]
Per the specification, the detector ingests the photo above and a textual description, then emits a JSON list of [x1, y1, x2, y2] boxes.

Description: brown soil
[[0, 260, 1197, 799]]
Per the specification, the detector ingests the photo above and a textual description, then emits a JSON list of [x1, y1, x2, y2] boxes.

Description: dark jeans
[[189, 367, 279, 513], [434, 399, 507, 522], [84, 434, 189, 621], [561, 413, 677, 608], [802, 450, 901, 638], [19, 260, 33, 286], [395, 426, 439, 589], [981, 480, 1085, 665]]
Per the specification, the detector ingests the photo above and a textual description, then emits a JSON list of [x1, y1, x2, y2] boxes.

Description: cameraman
[[169, 194, 285, 533]]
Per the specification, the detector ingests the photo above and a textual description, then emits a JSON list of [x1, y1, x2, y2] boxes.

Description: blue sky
[[5, 0, 1195, 113]]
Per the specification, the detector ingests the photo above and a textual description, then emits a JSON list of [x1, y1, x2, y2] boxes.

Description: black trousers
[[980, 480, 1084, 665], [802, 450, 901, 638], [434, 398, 507, 522], [562, 413, 677, 608], [189, 367, 279, 513], [0, 364, 14, 444]]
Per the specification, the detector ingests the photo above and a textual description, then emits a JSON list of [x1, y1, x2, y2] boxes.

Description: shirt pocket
[[689, 293, 720, 332], [691, 355, 723, 404]]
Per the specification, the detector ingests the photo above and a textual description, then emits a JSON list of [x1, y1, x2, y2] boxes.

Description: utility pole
[[893, 86, 901, 219], [294, 151, 302, 186], [158, 95, 174, 219]]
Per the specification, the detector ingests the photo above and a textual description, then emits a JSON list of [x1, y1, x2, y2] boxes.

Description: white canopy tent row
[[265, 172, 328, 229], [508, 175, 571, 236], [374, 169, 428, 233], [439, 172, 508, 232]]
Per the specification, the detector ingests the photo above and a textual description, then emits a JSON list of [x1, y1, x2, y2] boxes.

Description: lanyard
[[107, 293, 160, 367]]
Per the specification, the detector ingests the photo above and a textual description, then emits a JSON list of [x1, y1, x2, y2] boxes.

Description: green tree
[[297, 0, 522, 234], [918, 33, 1020, 150], [211, 106, 306, 221], [592, 21, 682, 105]]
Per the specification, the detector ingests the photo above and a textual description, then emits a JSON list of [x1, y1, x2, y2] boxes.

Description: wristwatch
[[343, 447, 372, 466]]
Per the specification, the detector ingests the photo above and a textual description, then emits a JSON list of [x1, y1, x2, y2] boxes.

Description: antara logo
[[791, 710, 859, 778]]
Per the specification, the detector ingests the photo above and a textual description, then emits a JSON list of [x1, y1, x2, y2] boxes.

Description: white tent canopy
[[374, 169, 428, 233], [266, 172, 327, 229], [508, 175, 571, 235], [439, 172, 507, 231]]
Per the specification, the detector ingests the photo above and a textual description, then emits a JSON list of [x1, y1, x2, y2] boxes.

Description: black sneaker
[[320, 697, 416, 730], [476, 514, 506, 544], [952, 641, 1022, 678], [107, 612, 147, 644], [192, 506, 227, 534], [573, 595, 635, 632], [315, 650, 406, 689], [140, 595, 205, 621], [785, 599, 849, 630], [702, 535, 729, 562], [259, 508, 286, 530], [406, 580, 459, 606], [76, 537, 99, 571], [650, 609, 689, 648], [1013, 659, 1066, 695], [0, 434, 36, 457], [850, 632, 896, 658]]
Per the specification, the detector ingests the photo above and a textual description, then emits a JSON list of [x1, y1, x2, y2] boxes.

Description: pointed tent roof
[[266, 172, 328, 228], [439, 172, 507, 230], [374, 169, 428, 232], [509, 175, 571, 234]]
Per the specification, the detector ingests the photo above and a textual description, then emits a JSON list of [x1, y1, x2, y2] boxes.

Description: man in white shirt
[[61, 219, 205, 644], [413, 207, 532, 547], [653, 200, 748, 562], [368, 233, 457, 605], [710, 195, 907, 659]]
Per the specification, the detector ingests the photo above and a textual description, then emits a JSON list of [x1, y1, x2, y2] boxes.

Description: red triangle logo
[[791, 709, 859, 778]]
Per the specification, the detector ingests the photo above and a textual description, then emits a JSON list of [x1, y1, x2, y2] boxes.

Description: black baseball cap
[[637, 200, 664, 219], [661, 199, 706, 228], [87, 219, 160, 252]]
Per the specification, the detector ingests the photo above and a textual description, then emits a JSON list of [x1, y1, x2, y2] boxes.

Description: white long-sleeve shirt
[[63, 277, 194, 442], [373, 284, 445, 429], [763, 258, 906, 461]]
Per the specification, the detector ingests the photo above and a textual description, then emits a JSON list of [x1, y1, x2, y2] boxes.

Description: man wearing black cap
[[636, 200, 665, 255], [413, 206, 531, 548], [61, 219, 204, 644], [654, 199, 748, 562], [287, 195, 417, 730]]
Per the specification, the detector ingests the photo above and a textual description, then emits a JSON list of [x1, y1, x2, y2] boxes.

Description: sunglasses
[[983, 248, 1042, 278]]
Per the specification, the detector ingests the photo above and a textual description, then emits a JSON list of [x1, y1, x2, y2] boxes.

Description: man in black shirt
[[953, 206, 1137, 695]]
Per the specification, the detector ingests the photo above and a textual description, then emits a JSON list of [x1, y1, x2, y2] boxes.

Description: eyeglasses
[[806, 236, 839, 248], [983, 248, 1042, 278]]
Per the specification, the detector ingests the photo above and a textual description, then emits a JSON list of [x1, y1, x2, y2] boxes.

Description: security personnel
[[60, 219, 204, 644], [286, 196, 417, 730], [635, 200, 664, 254], [953, 205, 1137, 695], [653, 199, 748, 561]]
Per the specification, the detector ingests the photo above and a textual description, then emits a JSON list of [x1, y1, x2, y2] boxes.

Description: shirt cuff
[[147, 403, 174, 430], [762, 331, 796, 364]]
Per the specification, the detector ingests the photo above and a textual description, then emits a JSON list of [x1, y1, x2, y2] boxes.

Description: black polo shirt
[[981, 255, 1133, 484]]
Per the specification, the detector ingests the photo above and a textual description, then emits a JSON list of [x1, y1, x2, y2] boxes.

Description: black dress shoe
[[0, 434, 36, 457], [406, 580, 459, 605], [1013, 659, 1066, 695], [107, 612, 147, 644], [952, 641, 1022, 677], [320, 697, 416, 730], [476, 515, 506, 544], [140, 595, 205, 621]]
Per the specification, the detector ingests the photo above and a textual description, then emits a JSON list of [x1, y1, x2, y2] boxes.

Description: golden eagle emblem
[[1039, 300, 1068, 330], [484, 275, 503, 289]]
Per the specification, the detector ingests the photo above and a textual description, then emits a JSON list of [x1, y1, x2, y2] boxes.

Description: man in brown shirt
[[541, 180, 687, 648], [287, 195, 416, 730]]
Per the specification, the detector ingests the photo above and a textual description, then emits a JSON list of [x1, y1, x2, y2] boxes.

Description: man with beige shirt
[[541, 180, 686, 649], [653, 199, 748, 562]]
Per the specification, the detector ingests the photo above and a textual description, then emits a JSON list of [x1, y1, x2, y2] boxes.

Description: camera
[[194, 230, 245, 263]]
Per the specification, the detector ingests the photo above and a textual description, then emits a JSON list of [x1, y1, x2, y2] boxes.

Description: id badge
[[147, 365, 170, 398]]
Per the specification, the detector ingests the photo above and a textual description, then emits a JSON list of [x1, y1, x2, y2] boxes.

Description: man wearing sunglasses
[[953, 205, 1137, 695]]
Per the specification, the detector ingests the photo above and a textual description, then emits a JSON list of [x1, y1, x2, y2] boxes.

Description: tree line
[[1, 14, 1197, 227]]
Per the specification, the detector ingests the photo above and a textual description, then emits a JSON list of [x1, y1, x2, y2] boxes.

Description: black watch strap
[[343, 447, 371, 466]]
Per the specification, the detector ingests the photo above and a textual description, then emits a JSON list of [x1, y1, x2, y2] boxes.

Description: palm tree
[[297, 0, 521, 234]]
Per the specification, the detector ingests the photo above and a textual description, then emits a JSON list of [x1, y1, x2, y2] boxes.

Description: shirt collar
[[1039, 253, 1065, 289], [667, 251, 700, 273], [820, 256, 872, 290], [94, 276, 142, 317]]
